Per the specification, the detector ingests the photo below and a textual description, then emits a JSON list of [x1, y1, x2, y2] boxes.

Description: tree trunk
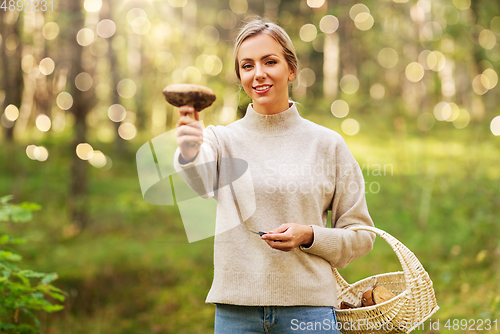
[[103, 0, 125, 156], [323, 33, 340, 99], [62, 0, 95, 230], [0, 12, 23, 142]]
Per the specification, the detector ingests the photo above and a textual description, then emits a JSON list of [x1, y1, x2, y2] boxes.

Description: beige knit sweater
[[173, 103, 375, 307]]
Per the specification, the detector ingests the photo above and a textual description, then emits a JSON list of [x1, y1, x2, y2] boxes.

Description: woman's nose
[[254, 64, 266, 80]]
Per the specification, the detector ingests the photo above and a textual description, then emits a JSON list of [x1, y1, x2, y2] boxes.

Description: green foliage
[[0, 195, 65, 334]]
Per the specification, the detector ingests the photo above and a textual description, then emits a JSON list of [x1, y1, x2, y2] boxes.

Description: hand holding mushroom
[[164, 84, 216, 164], [175, 105, 204, 163]]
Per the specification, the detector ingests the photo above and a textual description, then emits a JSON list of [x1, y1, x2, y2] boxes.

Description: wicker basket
[[334, 226, 439, 334]]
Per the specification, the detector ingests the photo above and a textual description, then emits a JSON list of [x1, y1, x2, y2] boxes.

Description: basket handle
[[333, 266, 351, 294], [344, 225, 428, 289]]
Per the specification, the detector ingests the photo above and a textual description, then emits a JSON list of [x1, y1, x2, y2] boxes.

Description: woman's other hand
[[175, 105, 203, 163], [262, 223, 314, 252]]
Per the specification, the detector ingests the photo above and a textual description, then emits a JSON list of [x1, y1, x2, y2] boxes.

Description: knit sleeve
[[299, 145, 375, 269], [173, 125, 220, 200]]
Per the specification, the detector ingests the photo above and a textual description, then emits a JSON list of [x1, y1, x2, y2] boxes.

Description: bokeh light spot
[[84, 0, 102, 12], [423, 22, 443, 41], [378, 48, 399, 69], [196, 54, 210, 73], [330, 100, 349, 118], [482, 69, 498, 90], [97, 19, 116, 38], [300, 24, 317, 42], [418, 50, 432, 69], [118, 123, 137, 140], [89, 150, 107, 168], [117, 79, 137, 98], [39, 57, 55, 75], [26, 145, 37, 160], [349, 4, 370, 21], [490, 116, 500, 136], [299, 68, 316, 88], [4, 105, 19, 121], [427, 51, 446, 71], [42, 22, 60, 40], [208, 56, 223, 76], [217, 10, 238, 30], [472, 74, 488, 95], [307, 0, 325, 9], [57, 92, 74, 110], [75, 72, 93, 92], [36, 146, 49, 162], [341, 118, 360, 136], [405, 62, 425, 82], [127, 8, 147, 25], [339, 75, 359, 94], [108, 104, 126, 122], [76, 143, 94, 160], [5, 34, 19, 51], [354, 13, 374, 31], [131, 17, 151, 35], [36, 114, 51, 132], [319, 15, 339, 34], [370, 84, 385, 99], [446, 102, 460, 122], [200, 26, 220, 46], [206, 57, 217, 75], [434, 102, 452, 121], [76, 28, 95, 46], [478, 29, 496, 50]]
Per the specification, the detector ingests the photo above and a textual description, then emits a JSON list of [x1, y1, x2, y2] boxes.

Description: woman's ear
[[288, 69, 296, 82]]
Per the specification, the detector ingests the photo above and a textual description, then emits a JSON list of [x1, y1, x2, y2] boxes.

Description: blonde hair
[[233, 19, 298, 81]]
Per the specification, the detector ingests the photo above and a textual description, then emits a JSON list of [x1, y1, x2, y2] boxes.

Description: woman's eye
[[266, 60, 277, 65], [242, 64, 253, 70]]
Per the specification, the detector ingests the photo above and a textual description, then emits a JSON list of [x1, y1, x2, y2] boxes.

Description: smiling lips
[[253, 84, 272, 94]]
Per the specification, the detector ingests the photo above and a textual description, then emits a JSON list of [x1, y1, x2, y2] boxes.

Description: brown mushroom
[[372, 285, 395, 304], [163, 83, 216, 147], [361, 288, 375, 307], [340, 301, 358, 310], [163, 83, 216, 114], [361, 285, 395, 307]]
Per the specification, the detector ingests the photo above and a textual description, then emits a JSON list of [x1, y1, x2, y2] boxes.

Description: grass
[[0, 113, 499, 333]]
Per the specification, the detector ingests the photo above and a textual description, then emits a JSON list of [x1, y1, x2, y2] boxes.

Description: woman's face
[[237, 34, 296, 115]]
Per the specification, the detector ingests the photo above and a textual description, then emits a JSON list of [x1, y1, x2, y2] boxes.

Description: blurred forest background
[[1, 0, 499, 333]]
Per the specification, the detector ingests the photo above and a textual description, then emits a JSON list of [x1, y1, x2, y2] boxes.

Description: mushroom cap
[[162, 84, 216, 111]]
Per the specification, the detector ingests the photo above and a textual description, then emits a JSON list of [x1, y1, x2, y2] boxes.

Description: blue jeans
[[214, 304, 341, 334]]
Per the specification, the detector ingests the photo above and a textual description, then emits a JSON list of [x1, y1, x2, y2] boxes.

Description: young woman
[[174, 19, 375, 334]]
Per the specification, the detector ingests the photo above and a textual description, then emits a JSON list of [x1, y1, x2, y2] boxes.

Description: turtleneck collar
[[239, 102, 303, 136]]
